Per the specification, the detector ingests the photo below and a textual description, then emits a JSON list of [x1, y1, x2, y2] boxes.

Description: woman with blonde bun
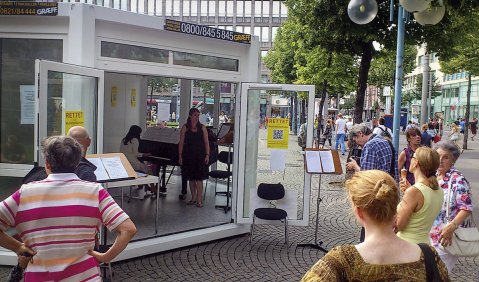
[[302, 170, 449, 282], [396, 147, 443, 244]]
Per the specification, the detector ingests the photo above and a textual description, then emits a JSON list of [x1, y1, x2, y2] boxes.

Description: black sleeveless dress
[[182, 127, 209, 181]]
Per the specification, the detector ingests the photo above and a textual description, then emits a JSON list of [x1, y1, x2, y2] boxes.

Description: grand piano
[[138, 127, 188, 198]]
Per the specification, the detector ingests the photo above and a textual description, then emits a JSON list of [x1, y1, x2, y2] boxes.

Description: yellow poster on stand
[[131, 88, 137, 108], [267, 118, 289, 149], [111, 86, 118, 107], [65, 111, 84, 133]]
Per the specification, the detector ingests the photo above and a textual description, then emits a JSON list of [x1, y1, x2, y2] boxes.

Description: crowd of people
[[302, 113, 475, 281]]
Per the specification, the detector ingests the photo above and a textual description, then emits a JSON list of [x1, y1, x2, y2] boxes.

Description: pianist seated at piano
[[120, 125, 157, 193]]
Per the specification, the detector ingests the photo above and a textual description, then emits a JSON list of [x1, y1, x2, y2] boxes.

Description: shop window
[[208, 0, 215, 16], [280, 2, 287, 17], [254, 1, 261, 17], [0, 38, 63, 164], [244, 1, 251, 17], [237, 0, 244, 17], [218, 0, 226, 16], [226, 0, 233, 17], [165, 0, 173, 16], [272, 1, 280, 17], [173, 0, 180, 16], [191, 0, 197, 16], [101, 41, 169, 64], [155, 0, 163, 15], [173, 51, 238, 72], [262, 1, 269, 17], [183, 0, 190, 16]]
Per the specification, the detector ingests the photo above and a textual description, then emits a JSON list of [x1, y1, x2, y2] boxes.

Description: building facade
[[403, 45, 479, 124]]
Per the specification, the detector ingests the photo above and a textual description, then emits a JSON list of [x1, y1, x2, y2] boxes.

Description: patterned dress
[[301, 245, 450, 281], [429, 167, 473, 247]]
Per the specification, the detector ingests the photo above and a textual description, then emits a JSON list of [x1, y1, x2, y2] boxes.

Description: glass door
[[35, 60, 104, 165], [235, 83, 315, 226]]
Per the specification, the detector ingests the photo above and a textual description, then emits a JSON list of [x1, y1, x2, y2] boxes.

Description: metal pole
[[421, 46, 430, 125], [392, 6, 405, 152]]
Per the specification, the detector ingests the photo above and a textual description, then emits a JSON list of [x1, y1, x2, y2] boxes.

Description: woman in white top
[[120, 125, 152, 174], [219, 111, 229, 124]]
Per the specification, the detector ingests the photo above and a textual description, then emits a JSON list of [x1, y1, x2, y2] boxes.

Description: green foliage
[[295, 46, 358, 98], [369, 45, 416, 89], [193, 80, 215, 97], [342, 96, 356, 110], [147, 77, 177, 95]]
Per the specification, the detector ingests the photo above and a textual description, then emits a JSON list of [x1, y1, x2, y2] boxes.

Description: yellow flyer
[[65, 111, 84, 133], [267, 118, 289, 149], [111, 86, 118, 107], [131, 88, 137, 108]]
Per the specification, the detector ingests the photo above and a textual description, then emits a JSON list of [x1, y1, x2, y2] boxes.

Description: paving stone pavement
[[1, 129, 479, 281]]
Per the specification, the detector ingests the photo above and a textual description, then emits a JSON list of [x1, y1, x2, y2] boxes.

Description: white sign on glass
[[20, 85, 35, 124]]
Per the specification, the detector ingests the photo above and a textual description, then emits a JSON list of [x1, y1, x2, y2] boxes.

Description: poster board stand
[[297, 148, 342, 253]]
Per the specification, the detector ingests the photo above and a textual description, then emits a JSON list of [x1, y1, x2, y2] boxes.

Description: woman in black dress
[[178, 108, 210, 208]]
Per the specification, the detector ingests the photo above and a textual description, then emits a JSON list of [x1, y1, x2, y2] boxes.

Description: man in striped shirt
[[0, 136, 137, 281]]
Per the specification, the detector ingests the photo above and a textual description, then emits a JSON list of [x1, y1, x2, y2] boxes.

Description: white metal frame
[[35, 59, 105, 165], [235, 83, 315, 226]]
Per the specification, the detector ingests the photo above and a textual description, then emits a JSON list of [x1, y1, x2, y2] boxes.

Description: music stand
[[297, 148, 342, 253]]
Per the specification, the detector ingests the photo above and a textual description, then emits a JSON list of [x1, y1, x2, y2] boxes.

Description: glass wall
[[0, 38, 63, 164]]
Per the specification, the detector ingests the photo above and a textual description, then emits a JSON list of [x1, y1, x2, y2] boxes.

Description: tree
[[265, 17, 358, 123], [193, 80, 215, 113], [147, 77, 177, 100], [283, 0, 478, 124], [440, 9, 479, 150], [369, 45, 416, 89]]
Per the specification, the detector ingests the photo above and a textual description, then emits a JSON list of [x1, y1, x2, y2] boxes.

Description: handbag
[[439, 177, 479, 257], [433, 135, 441, 143]]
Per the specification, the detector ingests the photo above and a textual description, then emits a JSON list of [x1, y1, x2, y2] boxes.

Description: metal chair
[[250, 183, 288, 245], [204, 151, 233, 201]]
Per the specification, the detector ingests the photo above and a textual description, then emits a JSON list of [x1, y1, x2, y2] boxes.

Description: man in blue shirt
[[345, 123, 398, 181]]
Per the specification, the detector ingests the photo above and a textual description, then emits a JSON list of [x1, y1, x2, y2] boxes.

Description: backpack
[[378, 126, 392, 140]]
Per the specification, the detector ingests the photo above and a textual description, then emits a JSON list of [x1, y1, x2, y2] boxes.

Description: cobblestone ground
[[1, 130, 478, 281]]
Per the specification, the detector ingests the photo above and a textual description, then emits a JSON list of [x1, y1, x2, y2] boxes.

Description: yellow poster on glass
[[131, 88, 137, 108], [267, 118, 289, 149], [65, 111, 84, 133], [111, 86, 118, 107]]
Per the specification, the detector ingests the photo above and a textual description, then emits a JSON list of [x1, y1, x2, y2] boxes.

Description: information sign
[[164, 19, 251, 44], [65, 111, 84, 133], [0, 2, 58, 16], [267, 118, 289, 149]]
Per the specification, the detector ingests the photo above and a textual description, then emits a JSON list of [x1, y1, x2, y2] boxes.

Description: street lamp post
[[348, 0, 445, 151], [392, 6, 406, 151]]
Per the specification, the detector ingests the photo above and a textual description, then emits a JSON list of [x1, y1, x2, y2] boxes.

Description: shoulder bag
[[440, 176, 479, 257], [418, 243, 442, 282]]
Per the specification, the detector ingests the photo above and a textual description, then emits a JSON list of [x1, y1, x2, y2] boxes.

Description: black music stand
[[297, 148, 342, 253]]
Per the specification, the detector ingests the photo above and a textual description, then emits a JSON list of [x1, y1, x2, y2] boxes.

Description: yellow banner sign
[[65, 111, 84, 133], [111, 86, 118, 108], [131, 88, 137, 108], [267, 118, 289, 149]]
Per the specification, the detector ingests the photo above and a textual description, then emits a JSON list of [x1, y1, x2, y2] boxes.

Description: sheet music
[[87, 157, 111, 181], [142, 127, 180, 144], [101, 157, 130, 179], [305, 151, 322, 173], [319, 151, 335, 173]]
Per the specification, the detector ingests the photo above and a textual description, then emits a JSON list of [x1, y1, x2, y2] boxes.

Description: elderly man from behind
[[67, 126, 97, 182], [0, 136, 137, 281], [346, 123, 398, 180]]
